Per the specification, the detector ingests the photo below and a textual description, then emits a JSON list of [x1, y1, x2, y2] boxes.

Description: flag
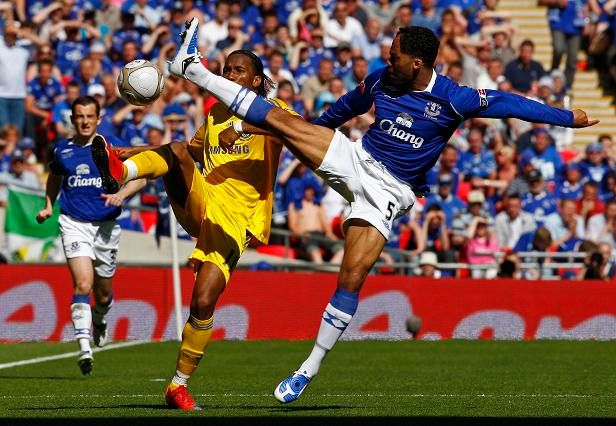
[[4, 186, 62, 262]]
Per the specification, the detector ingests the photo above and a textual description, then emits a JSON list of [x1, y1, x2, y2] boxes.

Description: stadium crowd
[[0, 0, 615, 279]]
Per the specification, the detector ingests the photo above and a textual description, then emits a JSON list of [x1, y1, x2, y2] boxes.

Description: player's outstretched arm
[[452, 87, 600, 128], [571, 109, 600, 128]]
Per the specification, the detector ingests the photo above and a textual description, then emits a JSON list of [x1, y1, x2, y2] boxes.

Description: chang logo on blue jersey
[[314, 66, 574, 193], [49, 139, 121, 222]]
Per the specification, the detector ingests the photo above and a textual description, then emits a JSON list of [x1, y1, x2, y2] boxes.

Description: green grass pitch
[[0, 340, 615, 421]]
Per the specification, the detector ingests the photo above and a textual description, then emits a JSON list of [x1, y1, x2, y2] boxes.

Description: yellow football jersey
[[189, 98, 295, 244]]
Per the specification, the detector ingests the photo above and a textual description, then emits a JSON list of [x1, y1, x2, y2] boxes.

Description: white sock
[[298, 303, 353, 377], [78, 338, 91, 352], [71, 302, 92, 351], [171, 370, 190, 387], [123, 159, 138, 182], [185, 62, 258, 119]]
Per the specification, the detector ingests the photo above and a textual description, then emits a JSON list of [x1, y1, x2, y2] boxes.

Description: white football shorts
[[316, 130, 416, 240], [58, 214, 121, 278]]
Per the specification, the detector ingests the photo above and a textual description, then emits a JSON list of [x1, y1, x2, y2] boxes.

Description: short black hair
[[71, 96, 100, 117], [398, 26, 440, 67], [227, 50, 274, 97]]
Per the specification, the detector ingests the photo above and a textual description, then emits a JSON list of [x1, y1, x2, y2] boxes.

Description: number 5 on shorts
[[385, 201, 395, 220]]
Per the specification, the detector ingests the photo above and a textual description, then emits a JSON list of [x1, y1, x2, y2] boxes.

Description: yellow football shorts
[[169, 164, 249, 283]]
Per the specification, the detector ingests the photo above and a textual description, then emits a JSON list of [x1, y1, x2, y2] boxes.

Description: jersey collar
[[413, 70, 437, 93]]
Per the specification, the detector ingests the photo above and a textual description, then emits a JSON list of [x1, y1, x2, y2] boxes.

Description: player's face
[[223, 55, 262, 93], [387, 36, 419, 87], [71, 103, 100, 139]]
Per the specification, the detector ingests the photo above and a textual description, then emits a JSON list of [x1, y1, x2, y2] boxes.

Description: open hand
[[101, 193, 125, 207], [572, 109, 600, 128]]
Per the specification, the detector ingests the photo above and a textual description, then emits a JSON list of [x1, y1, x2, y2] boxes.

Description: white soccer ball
[[117, 59, 164, 106]]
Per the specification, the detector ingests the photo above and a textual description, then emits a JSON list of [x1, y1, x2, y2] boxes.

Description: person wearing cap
[[557, 162, 584, 200], [422, 173, 466, 228], [112, 104, 150, 147], [579, 141, 610, 186], [87, 83, 119, 143], [452, 189, 495, 247], [521, 169, 558, 226], [162, 102, 191, 144], [417, 251, 440, 278], [7, 149, 40, 189], [87, 43, 115, 76], [324, 0, 364, 48], [36, 96, 146, 375], [519, 127, 563, 183], [333, 43, 354, 79], [495, 193, 537, 250]]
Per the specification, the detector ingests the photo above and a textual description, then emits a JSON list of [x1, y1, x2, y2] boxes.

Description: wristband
[[232, 120, 243, 134]]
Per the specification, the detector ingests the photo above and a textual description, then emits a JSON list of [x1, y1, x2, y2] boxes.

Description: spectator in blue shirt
[[25, 59, 63, 144], [539, 0, 587, 86], [351, 17, 383, 62], [427, 144, 461, 194], [520, 128, 563, 183], [557, 162, 584, 200], [422, 173, 467, 228], [52, 81, 81, 141], [54, 24, 91, 77], [504, 39, 546, 93], [333, 43, 353, 79], [522, 169, 559, 225], [368, 36, 392, 73], [343, 56, 369, 92], [579, 142, 611, 187], [412, 0, 443, 34], [458, 126, 496, 180]]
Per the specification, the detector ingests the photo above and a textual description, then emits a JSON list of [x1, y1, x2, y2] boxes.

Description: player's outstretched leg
[[71, 294, 94, 375]]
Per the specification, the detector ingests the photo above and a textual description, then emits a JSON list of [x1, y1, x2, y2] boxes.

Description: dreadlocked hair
[[227, 50, 275, 97]]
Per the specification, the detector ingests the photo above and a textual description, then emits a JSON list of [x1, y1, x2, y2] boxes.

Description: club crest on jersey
[[359, 80, 366, 94], [76, 164, 90, 175], [477, 89, 489, 108], [424, 101, 441, 120], [395, 113, 413, 129]]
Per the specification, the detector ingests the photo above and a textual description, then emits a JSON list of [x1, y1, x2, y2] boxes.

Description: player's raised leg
[[274, 220, 387, 403], [66, 256, 95, 375], [169, 18, 334, 170]]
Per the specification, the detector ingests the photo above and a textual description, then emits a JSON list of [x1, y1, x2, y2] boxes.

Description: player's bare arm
[[36, 172, 62, 224]]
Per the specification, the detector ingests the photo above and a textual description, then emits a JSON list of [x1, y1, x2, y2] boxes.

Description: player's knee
[[74, 280, 92, 295], [191, 293, 218, 319]]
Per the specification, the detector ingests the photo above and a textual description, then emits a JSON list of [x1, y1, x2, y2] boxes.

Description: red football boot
[[165, 384, 202, 410], [91, 134, 123, 194]]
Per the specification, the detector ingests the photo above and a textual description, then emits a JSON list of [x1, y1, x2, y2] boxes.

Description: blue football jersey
[[314, 67, 574, 193], [49, 139, 121, 222], [522, 191, 558, 225]]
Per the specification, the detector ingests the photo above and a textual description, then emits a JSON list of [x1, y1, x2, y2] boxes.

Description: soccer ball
[[117, 59, 164, 106]]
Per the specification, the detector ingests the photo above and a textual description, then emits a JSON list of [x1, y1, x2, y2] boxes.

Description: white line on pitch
[[0, 340, 149, 370], [1, 393, 615, 399]]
